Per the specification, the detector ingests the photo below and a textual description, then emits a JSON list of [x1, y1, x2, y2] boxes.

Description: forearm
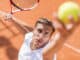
[[11, 19, 30, 34], [42, 26, 75, 60], [0, 11, 31, 34], [43, 14, 80, 60], [8, 16, 33, 34], [42, 31, 66, 60]]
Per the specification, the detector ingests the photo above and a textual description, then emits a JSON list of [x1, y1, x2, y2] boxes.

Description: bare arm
[[10, 18, 33, 34], [42, 15, 80, 60], [0, 11, 33, 34]]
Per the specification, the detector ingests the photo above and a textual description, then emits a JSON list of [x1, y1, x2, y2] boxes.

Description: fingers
[[68, 13, 80, 24], [53, 12, 80, 32], [68, 15, 75, 24], [5, 14, 12, 19], [4, 14, 12, 21], [65, 14, 80, 31], [53, 13, 65, 31]]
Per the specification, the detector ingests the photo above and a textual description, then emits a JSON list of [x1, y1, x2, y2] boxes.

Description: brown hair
[[35, 17, 55, 33]]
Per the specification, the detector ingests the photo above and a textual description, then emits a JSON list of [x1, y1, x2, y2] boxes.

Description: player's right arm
[[0, 11, 32, 34]]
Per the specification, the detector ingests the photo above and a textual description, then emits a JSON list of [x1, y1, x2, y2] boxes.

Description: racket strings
[[11, 0, 38, 10]]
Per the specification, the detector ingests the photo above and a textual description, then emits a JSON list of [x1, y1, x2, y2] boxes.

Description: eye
[[45, 32, 49, 35], [38, 29, 42, 33]]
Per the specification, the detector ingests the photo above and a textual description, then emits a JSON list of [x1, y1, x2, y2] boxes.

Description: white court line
[[64, 43, 80, 53], [53, 53, 57, 60], [53, 43, 80, 60]]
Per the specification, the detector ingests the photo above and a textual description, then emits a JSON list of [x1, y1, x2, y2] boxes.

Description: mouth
[[34, 40, 41, 47], [37, 39, 43, 43]]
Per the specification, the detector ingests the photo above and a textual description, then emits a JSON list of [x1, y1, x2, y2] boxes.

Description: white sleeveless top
[[18, 32, 58, 60]]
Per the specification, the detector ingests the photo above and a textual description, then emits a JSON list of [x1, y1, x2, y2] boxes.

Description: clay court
[[0, 0, 80, 60]]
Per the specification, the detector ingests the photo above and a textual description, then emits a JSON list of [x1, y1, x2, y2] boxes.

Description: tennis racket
[[0, 0, 39, 34], [10, 0, 39, 13]]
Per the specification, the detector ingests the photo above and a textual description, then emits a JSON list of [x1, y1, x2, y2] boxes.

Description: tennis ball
[[58, 1, 80, 24]]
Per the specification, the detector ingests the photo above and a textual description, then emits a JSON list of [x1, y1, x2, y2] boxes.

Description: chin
[[36, 45, 45, 49]]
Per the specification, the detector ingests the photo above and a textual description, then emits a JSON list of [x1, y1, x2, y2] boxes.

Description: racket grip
[[0, 11, 13, 21]]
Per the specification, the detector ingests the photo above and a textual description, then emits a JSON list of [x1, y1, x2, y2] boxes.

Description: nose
[[40, 34, 44, 39], [36, 34, 44, 43], [37, 34, 44, 40]]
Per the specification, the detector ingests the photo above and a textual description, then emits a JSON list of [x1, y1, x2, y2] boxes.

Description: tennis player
[[17, 14, 80, 60]]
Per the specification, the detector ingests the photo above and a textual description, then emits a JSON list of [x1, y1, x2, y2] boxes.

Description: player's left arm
[[42, 14, 80, 60], [42, 20, 67, 60], [42, 30, 67, 60]]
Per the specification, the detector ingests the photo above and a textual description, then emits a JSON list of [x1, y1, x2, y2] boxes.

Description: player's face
[[31, 23, 53, 50]]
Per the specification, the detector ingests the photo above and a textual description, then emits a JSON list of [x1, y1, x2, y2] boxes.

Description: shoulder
[[24, 32, 33, 39], [25, 32, 33, 37], [24, 32, 33, 44]]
